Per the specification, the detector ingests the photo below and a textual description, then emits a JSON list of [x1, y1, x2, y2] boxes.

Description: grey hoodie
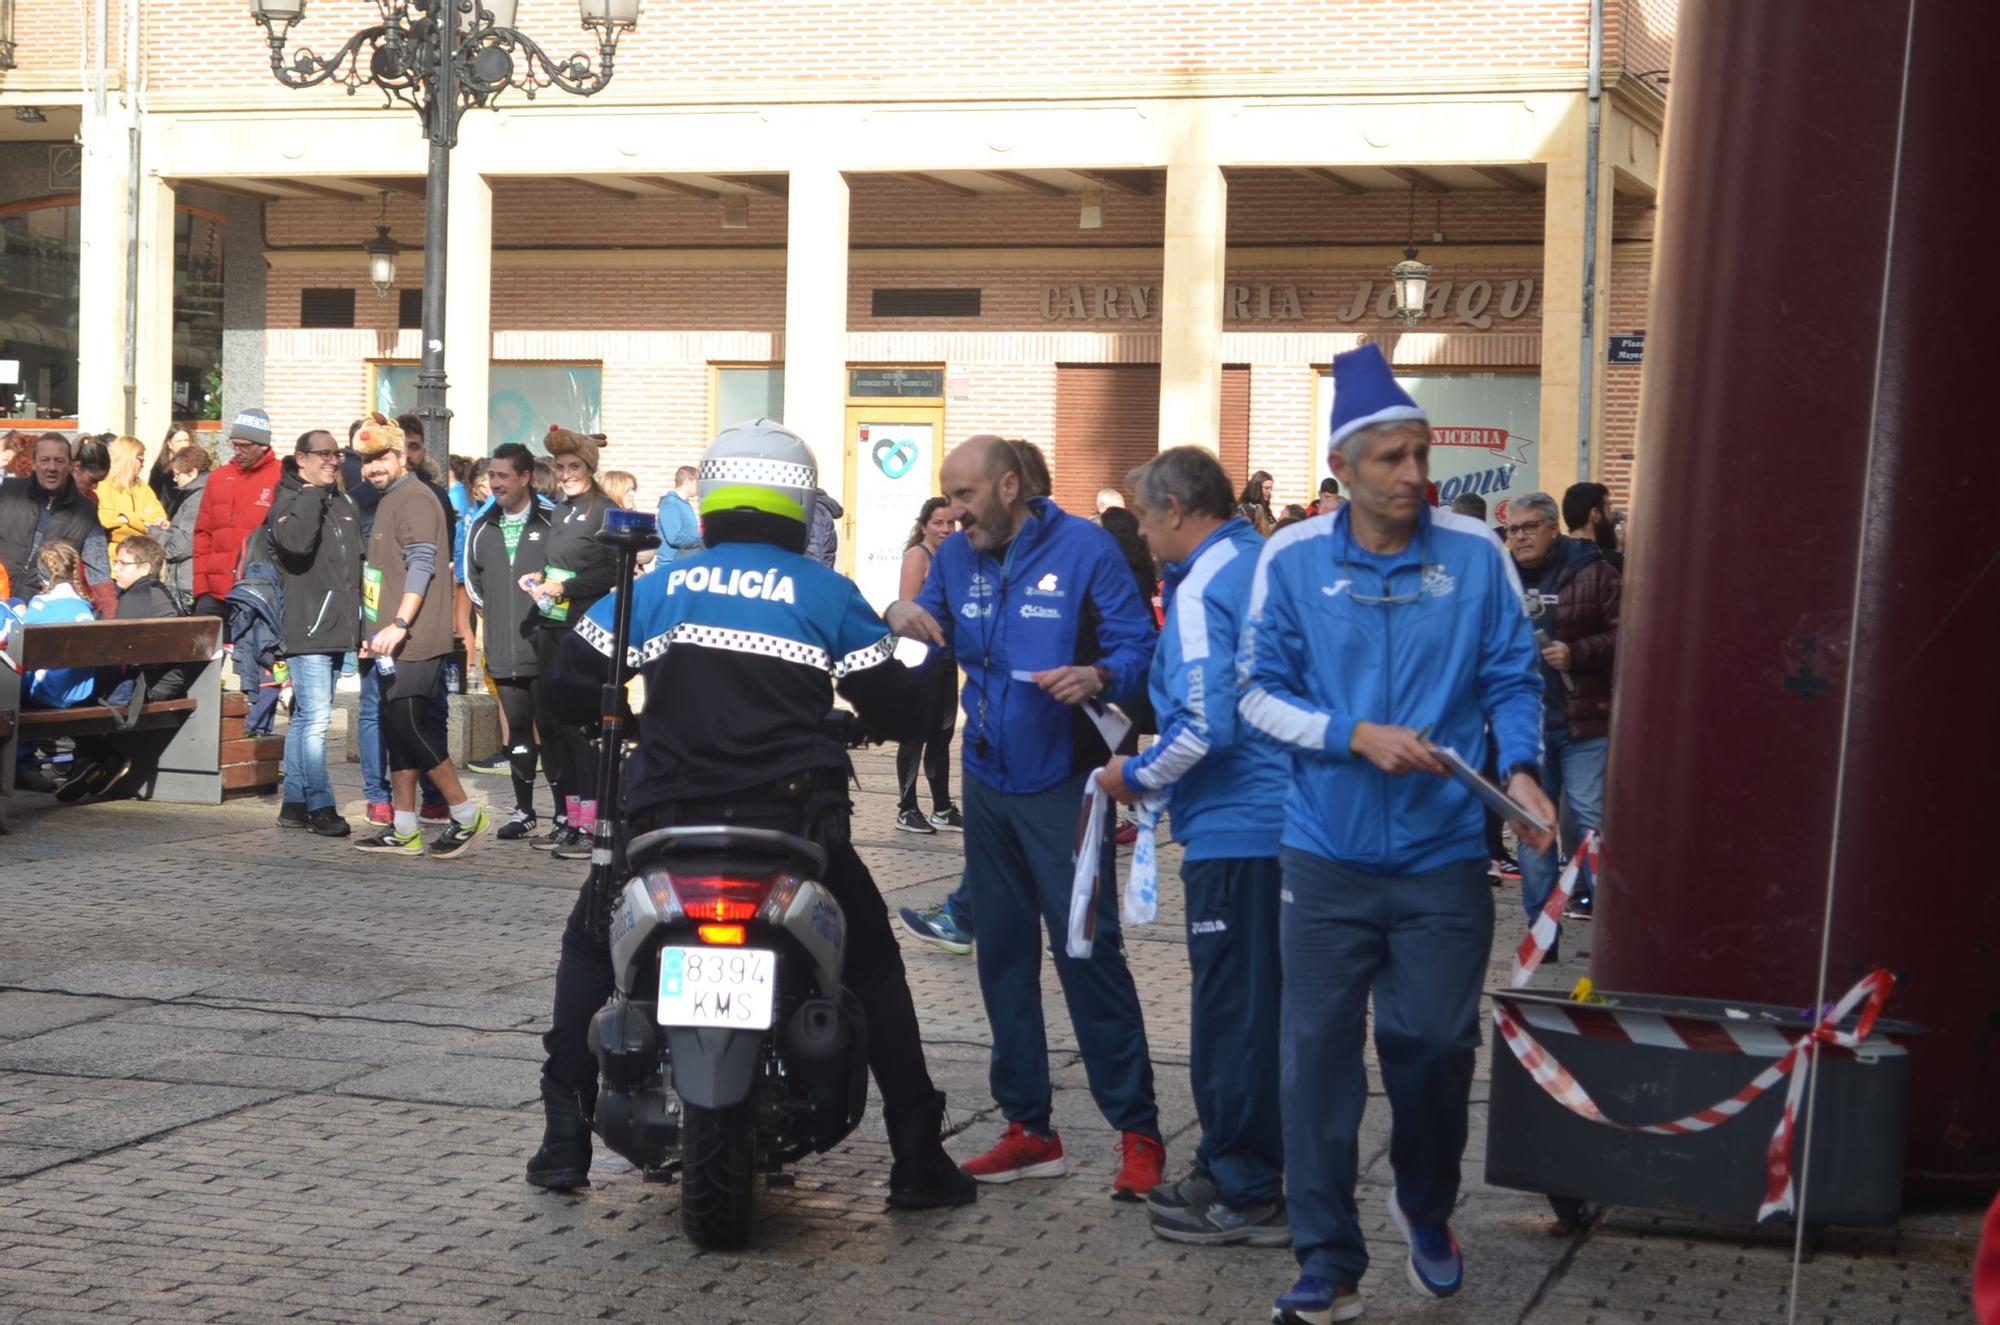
[[161, 471, 208, 601], [805, 490, 843, 568]]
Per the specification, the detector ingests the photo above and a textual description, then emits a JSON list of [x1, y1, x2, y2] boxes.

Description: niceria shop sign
[[1041, 278, 1538, 327]]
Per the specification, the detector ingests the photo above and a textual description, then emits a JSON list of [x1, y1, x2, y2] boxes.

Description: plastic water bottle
[[375, 652, 396, 679]]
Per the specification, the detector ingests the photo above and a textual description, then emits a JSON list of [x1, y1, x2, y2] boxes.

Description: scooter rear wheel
[[679, 1101, 756, 1249]]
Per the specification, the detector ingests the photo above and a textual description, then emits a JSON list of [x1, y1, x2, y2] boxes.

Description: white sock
[[449, 800, 479, 827], [394, 810, 419, 836]]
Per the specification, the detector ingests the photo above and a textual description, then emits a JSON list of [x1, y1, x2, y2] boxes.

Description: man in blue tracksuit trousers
[[1240, 346, 1556, 1325], [886, 433, 1166, 1199], [1098, 446, 1291, 1248]]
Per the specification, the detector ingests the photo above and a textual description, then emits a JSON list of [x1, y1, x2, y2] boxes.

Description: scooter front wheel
[[679, 1100, 756, 1249]]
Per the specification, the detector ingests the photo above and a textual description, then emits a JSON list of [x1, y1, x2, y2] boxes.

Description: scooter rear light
[[666, 874, 772, 924], [696, 923, 747, 946]]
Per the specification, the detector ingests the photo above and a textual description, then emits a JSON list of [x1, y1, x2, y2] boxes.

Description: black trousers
[[531, 629, 597, 819], [894, 660, 956, 813], [540, 777, 939, 1124], [493, 676, 539, 815]]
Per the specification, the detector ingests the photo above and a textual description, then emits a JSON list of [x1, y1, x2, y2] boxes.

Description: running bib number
[[361, 564, 383, 623], [657, 946, 775, 1030], [538, 566, 576, 622]]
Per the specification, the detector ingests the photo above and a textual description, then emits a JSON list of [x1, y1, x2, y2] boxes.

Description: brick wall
[[6, 0, 124, 80], [138, 0, 1605, 96], [1601, 255, 1650, 510], [1620, 0, 1680, 80]]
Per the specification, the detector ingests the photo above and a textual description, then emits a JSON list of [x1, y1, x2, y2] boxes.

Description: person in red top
[[191, 408, 282, 615]]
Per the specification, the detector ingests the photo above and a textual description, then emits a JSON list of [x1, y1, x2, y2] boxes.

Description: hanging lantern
[[1390, 247, 1431, 325], [364, 226, 401, 297]]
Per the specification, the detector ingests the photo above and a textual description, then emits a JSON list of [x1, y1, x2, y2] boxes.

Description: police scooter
[[575, 510, 868, 1250]]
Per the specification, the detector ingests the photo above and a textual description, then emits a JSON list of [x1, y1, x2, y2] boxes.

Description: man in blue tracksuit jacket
[[1098, 446, 1291, 1249], [1242, 345, 1555, 1324], [886, 433, 1166, 1198]]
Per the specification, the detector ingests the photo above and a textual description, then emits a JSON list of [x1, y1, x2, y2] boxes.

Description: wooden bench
[[0, 617, 226, 824]]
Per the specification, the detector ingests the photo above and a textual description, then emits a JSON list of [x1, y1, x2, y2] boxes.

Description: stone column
[[444, 119, 495, 458], [72, 104, 134, 435], [1158, 163, 1227, 452], [130, 171, 180, 451], [1537, 95, 1616, 493], [782, 168, 850, 527]]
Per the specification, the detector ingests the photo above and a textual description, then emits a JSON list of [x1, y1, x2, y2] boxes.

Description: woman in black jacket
[[517, 426, 620, 856]]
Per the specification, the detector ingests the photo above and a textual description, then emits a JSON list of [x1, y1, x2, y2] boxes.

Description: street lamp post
[[248, 0, 638, 459]]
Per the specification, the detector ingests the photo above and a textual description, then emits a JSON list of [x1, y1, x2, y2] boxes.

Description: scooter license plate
[[656, 946, 777, 1030]]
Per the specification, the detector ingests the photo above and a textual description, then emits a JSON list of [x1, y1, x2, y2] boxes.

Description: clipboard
[[1432, 744, 1552, 835]]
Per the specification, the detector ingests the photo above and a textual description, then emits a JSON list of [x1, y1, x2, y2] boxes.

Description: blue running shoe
[[1271, 1276, 1362, 1324], [898, 904, 973, 955], [1387, 1188, 1463, 1298]]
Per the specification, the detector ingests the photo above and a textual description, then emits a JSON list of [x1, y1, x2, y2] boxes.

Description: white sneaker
[[336, 673, 361, 693]]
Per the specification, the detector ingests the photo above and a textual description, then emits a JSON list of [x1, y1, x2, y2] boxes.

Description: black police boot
[[886, 1091, 977, 1210], [525, 1078, 593, 1191]]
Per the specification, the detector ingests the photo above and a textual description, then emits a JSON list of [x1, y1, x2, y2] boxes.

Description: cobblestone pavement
[[0, 728, 1978, 1323]]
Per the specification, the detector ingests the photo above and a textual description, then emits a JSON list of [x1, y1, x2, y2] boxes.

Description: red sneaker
[[962, 1123, 1067, 1184], [365, 801, 392, 825], [420, 803, 450, 822], [1112, 1131, 1165, 1202], [1114, 820, 1139, 846]]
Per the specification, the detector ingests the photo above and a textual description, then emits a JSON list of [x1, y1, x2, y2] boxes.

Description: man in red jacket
[[191, 408, 282, 616]]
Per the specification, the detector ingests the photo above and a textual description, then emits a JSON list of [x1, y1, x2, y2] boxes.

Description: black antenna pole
[[584, 507, 661, 934]]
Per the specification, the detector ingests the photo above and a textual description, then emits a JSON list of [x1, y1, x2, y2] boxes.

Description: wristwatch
[[391, 616, 411, 630], [1501, 761, 1541, 785]]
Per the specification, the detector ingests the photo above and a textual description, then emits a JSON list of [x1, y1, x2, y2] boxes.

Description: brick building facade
[[2, 0, 1671, 575]]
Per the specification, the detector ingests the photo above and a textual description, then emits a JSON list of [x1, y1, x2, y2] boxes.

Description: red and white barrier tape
[[1495, 831, 1898, 1221]]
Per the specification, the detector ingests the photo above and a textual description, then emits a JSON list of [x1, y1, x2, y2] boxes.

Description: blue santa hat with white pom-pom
[[1328, 343, 1427, 454]]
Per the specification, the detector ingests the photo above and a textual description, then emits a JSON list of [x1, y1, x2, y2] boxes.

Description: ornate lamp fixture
[[1389, 184, 1433, 326], [363, 193, 402, 297]]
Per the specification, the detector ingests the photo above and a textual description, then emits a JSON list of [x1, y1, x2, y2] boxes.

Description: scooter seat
[[627, 824, 827, 879]]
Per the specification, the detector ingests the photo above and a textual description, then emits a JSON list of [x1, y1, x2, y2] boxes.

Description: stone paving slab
[[0, 734, 1979, 1323]]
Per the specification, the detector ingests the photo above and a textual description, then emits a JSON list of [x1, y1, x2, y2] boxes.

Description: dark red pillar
[[1594, 0, 1999, 1199]]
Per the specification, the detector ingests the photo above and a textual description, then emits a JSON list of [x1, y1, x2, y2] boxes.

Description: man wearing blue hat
[[1239, 344, 1556, 1323]]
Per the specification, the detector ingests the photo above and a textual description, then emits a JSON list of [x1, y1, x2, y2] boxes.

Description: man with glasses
[[1505, 490, 1621, 940], [1239, 344, 1555, 1324], [267, 429, 365, 837], [191, 408, 283, 618]]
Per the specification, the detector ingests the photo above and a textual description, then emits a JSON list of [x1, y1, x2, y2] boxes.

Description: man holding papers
[[1238, 345, 1555, 1324], [885, 433, 1165, 1201], [1099, 445, 1291, 1249]]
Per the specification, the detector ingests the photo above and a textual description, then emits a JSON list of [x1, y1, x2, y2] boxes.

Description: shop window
[[0, 195, 79, 421], [301, 288, 356, 329], [716, 365, 784, 426], [870, 288, 980, 318], [373, 362, 603, 452], [1318, 368, 1541, 517]]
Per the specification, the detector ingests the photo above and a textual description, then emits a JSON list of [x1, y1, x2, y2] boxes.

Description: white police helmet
[[696, 419, 820, 551]]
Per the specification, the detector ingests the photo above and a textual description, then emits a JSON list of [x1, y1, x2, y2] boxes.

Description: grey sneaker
[[1150, 1193, 1290, 1247], [1146, 1166, 1218, 1212], [429, 809, 490, 860]]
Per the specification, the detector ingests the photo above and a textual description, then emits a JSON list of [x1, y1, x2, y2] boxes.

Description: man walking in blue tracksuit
[[886, 433, 1166, 1200], [1098, 445, 1291, 1248], [1240, 345, 1556, 1324]]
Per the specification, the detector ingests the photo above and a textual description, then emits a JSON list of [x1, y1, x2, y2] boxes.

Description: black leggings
[[384, 694, 449, 774], [494, 676, 539, 815], [894, 660, 957, 813], [532, 629, 597, 821], [541, 786, 939, 1125]]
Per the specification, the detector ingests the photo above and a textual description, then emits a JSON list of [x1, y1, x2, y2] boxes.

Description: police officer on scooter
[[525, 419, 976, 1211]]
